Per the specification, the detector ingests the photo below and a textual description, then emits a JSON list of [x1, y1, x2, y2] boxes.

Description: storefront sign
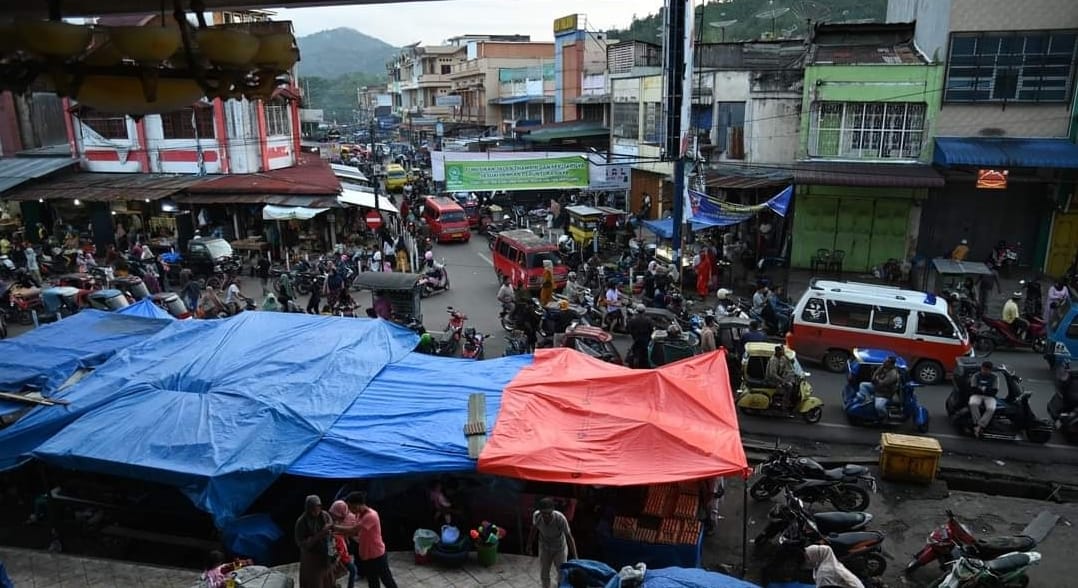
[[444, 156, 589, 192], [554, 14, 578, 35], [976, 169, 1009, 189]]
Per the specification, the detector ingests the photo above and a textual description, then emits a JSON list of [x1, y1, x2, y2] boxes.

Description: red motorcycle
[[906, 510, 1036, 574], [460, 327, 487, 360], [972, 316, 1047, 355], [430, 306, 468, 356]]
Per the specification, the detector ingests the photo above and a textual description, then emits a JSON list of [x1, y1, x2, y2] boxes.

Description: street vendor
[[526, 498, 578, 588]]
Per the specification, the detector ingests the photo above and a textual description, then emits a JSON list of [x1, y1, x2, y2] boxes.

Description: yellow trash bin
[[879, 433, 942, 484]]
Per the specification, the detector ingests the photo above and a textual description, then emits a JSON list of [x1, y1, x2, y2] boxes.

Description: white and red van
[[786, 280, 972, 385]]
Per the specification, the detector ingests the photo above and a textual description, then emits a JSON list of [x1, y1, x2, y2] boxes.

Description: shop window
[[810, 102, 925, 160], [642, 102, 663, 144], [916, 312, 957, 339], [161, 107, 216, 140], [612, 102, 638, 139], [872, 306, 909, 333], [945, 31, 1077, 103], [78, 110, 129, 140], [826, 300, 872, 329], [800, 297, 827, 324], [264, 100, 290, 136]]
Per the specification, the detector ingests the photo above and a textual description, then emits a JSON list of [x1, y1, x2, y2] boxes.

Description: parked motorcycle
[[432, 306, 467, 356], [461, 327, 487, 360], [500, 298, 544, 333], [762, 494, 887, 582], [503, 330, 531, 356], [749, 449, 874, 511], [1020, 278, 1043, 317], [907, 510, 1037, 575], [931, 551, 1040, 588], [753, 492, 874, 547]]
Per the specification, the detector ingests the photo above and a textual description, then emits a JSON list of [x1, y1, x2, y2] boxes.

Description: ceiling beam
[[0, 0, 442, 19]]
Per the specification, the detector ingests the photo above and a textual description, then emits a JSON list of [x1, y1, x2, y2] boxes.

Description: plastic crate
[[879, 433, 942, 484]]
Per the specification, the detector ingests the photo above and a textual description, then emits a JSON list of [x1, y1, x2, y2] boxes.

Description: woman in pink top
[[342, 491, 397, 588]]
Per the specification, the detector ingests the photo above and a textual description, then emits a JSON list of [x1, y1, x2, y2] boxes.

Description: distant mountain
[[296, 27, 397, 78]]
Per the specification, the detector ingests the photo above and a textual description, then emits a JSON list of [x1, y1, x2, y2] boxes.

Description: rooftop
[[809, 21, 924, 65]]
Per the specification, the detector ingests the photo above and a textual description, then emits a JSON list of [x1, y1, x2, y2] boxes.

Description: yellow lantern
[[76, 75, 203, 116], [16, 20, 91, 58], [110, 26, 182, 63], [197, 27, 260, 67], [252, 32, 298, 70]]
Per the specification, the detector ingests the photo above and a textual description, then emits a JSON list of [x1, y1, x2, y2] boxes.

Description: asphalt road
[[421, 233, 1078, 466]]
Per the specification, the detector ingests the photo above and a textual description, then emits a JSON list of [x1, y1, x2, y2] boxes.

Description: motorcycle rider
[[856, 356, 901, 419], [563, 272, 582, 305], [496, 276, 515, 319], [950, 238, 970, 261], [544, 299, 576, 343], [743, 320, 768, 344], [766, 345, 797, 409], [602, 281, 622, 331], [969, 361, 1001, 438], [223, 276, 251, 315], [766, 286, 793, 334], [1002, 291, 1028, 341], [715, 288, 737, 317], [627, 303, 653, 369], [751, 283, 769, 317], [421, 251, 447, 291], [1047, 280, 1070, 322]]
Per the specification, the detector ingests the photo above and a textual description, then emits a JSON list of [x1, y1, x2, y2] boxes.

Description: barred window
[[160, 107, 216, 139], [810, 102, 925, 160], [265, 100, 290, 136], [79, 110, 128, 140], [611, 102, 639, 139], [945, 31, 1077, 103]]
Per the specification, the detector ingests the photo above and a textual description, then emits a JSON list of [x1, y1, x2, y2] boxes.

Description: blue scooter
[[842, 348, 930, 433]]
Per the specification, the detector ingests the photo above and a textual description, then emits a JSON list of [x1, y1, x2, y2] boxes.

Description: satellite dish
[[782, 24, 799, 36], [755, 7, 791, 20], [708, 19, 739, 28]]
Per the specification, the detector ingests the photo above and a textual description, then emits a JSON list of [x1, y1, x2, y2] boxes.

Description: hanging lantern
[[83, 29, 124, 66], [110, 26, 182, 63], [197, 26, 260, 67], [16, 20, 91, 58], [75, 75, 203, 115], [252, 32, 298, 71]]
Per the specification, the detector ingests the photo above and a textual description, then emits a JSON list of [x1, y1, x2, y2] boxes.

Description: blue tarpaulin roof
[[15, 313, 417, 525], [560, 560, 760, 588], [115, 298, 177, 320], [642, 218, 719, 239], [288, 353, 532, 478], [934, 137, 1078, 169], [0, 311, 173, 416]]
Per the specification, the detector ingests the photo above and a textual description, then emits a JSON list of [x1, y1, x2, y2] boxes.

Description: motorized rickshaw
[[841, 348, 929, 432], [112, 275, 151, 300], [41, 286, 83, 317], [561, 323, 623, 365], [736, 341, 823, 423], [915, 258, 995, 317], [714, 315, 753, 389], [647, 328, 699, 367], [350, 271, 424, 326]]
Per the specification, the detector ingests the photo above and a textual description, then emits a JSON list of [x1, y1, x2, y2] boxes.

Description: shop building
[[789, 22, 945, 273], [888, 0, 1078, 275]]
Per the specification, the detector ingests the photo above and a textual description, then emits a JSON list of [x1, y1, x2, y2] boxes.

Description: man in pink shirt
[[344, 491, 397, 588]]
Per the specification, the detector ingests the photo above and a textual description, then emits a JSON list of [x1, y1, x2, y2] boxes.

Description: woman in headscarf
[[695, 246, 712, 299], [262, 292, 281, 312], [539, 259, 555, 307], [804, 545, 864, 588], [328, 500, 358, 588], [294, 495, 335, 588]]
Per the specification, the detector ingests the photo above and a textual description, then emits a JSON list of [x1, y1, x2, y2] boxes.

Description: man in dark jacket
[[627, 304, 654, 368]]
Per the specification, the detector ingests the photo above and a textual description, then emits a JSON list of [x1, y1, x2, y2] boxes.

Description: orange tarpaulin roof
[[478, 348, 749, 485]]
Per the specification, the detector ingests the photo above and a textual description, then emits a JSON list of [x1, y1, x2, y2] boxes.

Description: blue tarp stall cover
[[288, 353, 532, 478], [559, 560, 760, 588], [18, 313, 417, 525], [115, 298, 177, 320], [0, 310, 173, 417]]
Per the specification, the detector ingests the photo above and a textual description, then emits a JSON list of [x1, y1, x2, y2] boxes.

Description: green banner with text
[[444, 156, 589, 192]]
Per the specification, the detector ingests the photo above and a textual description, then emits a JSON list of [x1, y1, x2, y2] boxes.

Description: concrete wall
[[950, 0, 1078, 31], [478, 42, 554, 60], [799, 63, 945, 161], [746, 97, 801, 164], [886, 0, 951, 61], [143, 115, 222, 175]]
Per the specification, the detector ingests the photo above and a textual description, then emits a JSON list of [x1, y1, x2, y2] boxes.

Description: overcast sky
[[278, 0, 665, 45]]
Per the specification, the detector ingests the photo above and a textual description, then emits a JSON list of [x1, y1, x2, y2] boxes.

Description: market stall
[[478, 348, 748, 570], [261, 205, 330, 269]]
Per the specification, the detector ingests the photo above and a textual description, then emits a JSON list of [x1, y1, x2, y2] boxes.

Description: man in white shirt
[[223, 277, 248, 314], [526, 498, 578, 588]]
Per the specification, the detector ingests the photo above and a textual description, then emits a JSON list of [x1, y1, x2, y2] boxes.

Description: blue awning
[[934, 137, 1078, 169]]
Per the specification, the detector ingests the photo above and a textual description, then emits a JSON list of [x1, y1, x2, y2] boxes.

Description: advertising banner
[[444, 156, 589, 192]]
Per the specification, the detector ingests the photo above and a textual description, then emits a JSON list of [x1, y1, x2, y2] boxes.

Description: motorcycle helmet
[[558, 234, 571, 247], [419, 333, 433, 347], [568, 271, 577, 280], [1010, 291, 1024, 300], [715, 288, 731, 300], [559, 299, 570, 311], [425, 251, 434, 261]]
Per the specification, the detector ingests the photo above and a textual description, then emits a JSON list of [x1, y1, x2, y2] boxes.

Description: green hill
[[296, 27, 397, 78], [608, 0, 889, 43]]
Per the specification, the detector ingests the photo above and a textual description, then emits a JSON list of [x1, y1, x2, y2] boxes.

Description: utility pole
[[664, 0, 694, 269]]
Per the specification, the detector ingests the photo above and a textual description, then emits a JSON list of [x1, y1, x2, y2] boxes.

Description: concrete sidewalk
[[0, 547, 543, 588]]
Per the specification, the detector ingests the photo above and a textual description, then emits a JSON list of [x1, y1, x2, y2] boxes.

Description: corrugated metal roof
[[3, 172, 204, 201], [934, 137, 1078, 169], [793, 161, 943, 188], [176, 194, 342, 208], [0, 157, 77, 195], [696, 41, 807, 70], [704, 164, 791, 190], [188, 153, 341, 195]]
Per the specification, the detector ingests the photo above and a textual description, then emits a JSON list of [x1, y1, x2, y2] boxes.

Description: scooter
[[975, 316, 1046, 354], [1047, 359, 1078, 443], [753, 492, 874, 547], [906, 510, 1037, 575], [419, 263, 450, 298], [841, 359, 930, 433], [931, 551, 1040, 588], [945, 360, 1053, 444], [460, 327, 487, 360], [1020, 278, 1043, 317], [433, 306, 467, 356]]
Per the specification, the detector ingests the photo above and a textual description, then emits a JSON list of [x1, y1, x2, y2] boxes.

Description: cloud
[[279, 0, 664, 46]]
